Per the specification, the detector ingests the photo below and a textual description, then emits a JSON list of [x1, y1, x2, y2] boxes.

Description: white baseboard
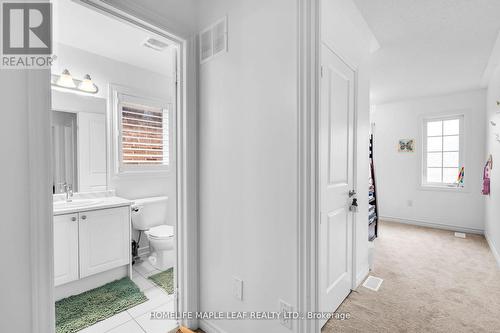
[[199, 319, 228, 333], [355, 265, 370, 288], [485, 233, 500, 268], [380, 216, 484, 235]]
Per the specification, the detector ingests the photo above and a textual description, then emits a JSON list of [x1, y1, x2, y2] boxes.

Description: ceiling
[[53, 0, 174, 75], [353, 0, 500, 104]]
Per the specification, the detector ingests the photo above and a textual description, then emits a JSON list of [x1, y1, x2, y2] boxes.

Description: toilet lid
[[147, 225, 174, 239]]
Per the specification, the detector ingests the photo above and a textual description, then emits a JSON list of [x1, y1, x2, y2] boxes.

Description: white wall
[[485, 66, 500, 265], [197, 1, 298, 332], [373, 90, 486, 233], [322, 0, 376, 285]]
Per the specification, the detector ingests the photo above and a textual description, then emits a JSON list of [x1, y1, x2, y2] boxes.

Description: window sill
[[418, 184, 468, 193], [112, 168, 173, 180]]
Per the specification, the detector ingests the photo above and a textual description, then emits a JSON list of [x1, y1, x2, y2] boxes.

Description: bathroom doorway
[[49, 1, 195, 332]]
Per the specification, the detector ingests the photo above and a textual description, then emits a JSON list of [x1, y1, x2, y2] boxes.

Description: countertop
[[53, 196, 132, 216]]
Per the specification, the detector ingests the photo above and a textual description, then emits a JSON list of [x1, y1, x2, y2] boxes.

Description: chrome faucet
[[62, 183, 73, 202]]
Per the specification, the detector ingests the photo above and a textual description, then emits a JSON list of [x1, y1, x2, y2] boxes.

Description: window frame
[[110, 84, 174, 178], [421, 114, 465, 191]]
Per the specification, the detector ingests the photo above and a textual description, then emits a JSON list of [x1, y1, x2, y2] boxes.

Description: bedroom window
[[422, 115, 464, 188]]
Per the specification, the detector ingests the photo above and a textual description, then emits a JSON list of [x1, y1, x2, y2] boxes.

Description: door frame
[[29, 1, 199, 331], [297, 1, 359, 332], [318, 43, 358, 324]]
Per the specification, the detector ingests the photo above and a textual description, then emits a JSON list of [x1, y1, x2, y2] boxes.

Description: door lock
[[349, 198, 358, 212]]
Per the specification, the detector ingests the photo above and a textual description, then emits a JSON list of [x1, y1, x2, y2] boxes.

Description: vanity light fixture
[[56, 69, 76, 88], [52, 70, 99, 94], [78, 74, 98, 93]]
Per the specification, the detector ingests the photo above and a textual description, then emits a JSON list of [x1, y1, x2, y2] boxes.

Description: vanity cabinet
[[79, 207, 130, 278], [54, 214, 79, 286], [54, 206, 130, 286]]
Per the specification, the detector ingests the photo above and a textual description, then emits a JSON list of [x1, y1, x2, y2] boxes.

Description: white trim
[[351, 68, 359, 292], [297, 0, 320, 333], [198, 319, 230, 333], [485, 233, 500, 268], [380, 216, 484, 235], [418, 111, 468, 192], [108, 83, 174, 177], [28, 69, 55, 333]]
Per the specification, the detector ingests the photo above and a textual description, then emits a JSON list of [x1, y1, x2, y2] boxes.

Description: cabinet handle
[[71, 217, 77, 222], [81, 215, 87, 220]]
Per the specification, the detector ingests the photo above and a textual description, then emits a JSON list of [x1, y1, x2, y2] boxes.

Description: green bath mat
[[55, 277, 147, 333], [148, 268, 174, 294]]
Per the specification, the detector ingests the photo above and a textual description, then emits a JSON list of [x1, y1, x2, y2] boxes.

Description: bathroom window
[[422, 115, 464, 188], [113, 87, 171, 174]]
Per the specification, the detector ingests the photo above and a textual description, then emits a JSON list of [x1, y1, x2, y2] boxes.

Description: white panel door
[[54, 213, 79, 286], [78, 112, 107, 192], [79, 207, 130, 278], [319, 45, 355, 327]]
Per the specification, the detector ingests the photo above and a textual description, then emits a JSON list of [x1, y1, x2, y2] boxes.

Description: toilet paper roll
[[148, 255, 157, 265]]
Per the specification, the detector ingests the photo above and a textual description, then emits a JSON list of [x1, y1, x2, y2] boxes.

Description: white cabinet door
[[54, 213, 79, 286], [78, 112, 107, 192], [79, 207, 130, 278]]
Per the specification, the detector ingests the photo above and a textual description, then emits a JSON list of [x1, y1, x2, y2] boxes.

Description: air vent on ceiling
[[200, 16, 227, 64], [143, 37, 169, 52]]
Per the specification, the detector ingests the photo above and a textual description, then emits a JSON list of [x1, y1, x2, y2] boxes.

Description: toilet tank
[[131, 196, 168, 231]]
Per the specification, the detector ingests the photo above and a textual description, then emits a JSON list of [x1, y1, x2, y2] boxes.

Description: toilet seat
[[147, 225, 174, 240]]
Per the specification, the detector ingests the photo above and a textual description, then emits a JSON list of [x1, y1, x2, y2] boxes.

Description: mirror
[[51, 108, 107, 194]]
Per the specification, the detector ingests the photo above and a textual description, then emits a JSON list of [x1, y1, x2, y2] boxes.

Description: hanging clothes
[[482, 159, 491, 195]]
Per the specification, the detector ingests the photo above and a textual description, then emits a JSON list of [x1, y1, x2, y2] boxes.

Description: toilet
[[131, 196, 174, 271]]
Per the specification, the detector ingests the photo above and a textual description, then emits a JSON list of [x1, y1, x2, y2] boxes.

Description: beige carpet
[[322, 221, 500, 333]]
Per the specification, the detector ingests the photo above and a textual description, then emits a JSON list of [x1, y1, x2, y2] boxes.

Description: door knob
[[81, 215, 87, 220], [71, 217, 77, 222]]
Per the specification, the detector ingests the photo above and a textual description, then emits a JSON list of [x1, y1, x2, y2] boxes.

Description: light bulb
[[56, 69, 76, 88], [78, 74, 98, 93]]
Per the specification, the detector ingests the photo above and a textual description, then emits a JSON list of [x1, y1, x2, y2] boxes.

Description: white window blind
[[422, 115, 463, 187], [119, 103, 169, 168]]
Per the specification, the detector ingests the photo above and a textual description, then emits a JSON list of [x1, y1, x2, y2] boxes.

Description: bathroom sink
[[54, 199, 103, 209]]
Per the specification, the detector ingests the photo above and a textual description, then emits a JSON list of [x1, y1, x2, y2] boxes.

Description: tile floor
[[78, 260, 177, 333]]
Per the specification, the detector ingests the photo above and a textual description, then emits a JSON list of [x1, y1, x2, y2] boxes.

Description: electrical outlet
[[232, 277, 243, 301], [279, 299, 292, 329]]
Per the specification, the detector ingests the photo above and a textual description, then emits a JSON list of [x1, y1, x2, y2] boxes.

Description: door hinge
[[320, 66, 324, 78]]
